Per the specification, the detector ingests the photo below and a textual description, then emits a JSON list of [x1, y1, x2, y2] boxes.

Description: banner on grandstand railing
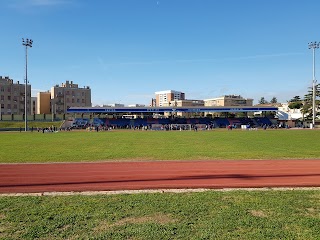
[[151, 124, 164, 130], [195, 124, 207, 130]]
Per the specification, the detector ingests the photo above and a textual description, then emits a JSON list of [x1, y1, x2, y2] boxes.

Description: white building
[[103, 103, 125, 107], [277, 103, 303, 120], [128, 104, 146, 107]]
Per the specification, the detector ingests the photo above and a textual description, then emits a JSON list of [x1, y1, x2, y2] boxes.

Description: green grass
[[0, 129, 320, 163], [1, 190, 320, 239]]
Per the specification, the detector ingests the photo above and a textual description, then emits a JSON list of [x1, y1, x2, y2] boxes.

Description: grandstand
[[66, 106, 278, 130]]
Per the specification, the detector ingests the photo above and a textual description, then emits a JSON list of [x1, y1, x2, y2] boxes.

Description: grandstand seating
[[71, 117, 276, 129], [254, 117, 273, 126], [212, 118, 230, 128]]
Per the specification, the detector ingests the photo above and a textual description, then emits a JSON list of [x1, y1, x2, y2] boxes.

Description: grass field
[[1, 190, 320, 239], [1, 129, 320, 239], [0, 129, 319, 163]]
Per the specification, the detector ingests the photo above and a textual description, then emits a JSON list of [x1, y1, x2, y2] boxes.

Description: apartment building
[[0, 76, 31, 115], [51, 80, 91, 114], [155, 90, 185, 107], [204, 95, 253, 107]]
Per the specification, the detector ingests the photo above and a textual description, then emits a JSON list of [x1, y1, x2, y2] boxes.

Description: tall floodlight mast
[[22, 38, 33, 132], [308, 41, 319, 128]]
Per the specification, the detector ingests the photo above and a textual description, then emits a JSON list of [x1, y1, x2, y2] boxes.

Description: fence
[[0, 113, 100, 121]]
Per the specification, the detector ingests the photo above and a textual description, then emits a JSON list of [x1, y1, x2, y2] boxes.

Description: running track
[[1, 160, 320, 193]]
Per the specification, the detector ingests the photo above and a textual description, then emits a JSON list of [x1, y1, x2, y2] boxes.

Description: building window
[[66, 91, 69, 95], [7, 96, 11, 100], [77, 99, 80, 103], [0, 95, 3, 101], [13, 104, 17, 109], [7, 88, 11, 92], [82, 92, 84, 96], [82, 99, 85, 103], [7, 104, 11, 109], [0, 87, 4, 92], [1, 104, 4, 108]]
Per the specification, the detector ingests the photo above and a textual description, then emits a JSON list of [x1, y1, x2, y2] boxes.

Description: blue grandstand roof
[[67, 106, 278, 113]]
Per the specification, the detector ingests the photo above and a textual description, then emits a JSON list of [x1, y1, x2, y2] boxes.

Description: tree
[[270, 97, 278, 104], [288, 102, 303, 109], [289, 96, 301, 102], [287, 84, 320, 122], [288, 95, 302, 110], [301, 101, 312, 121], [303, 87, 320, 120], [258, 97, 268, 104], [300, 92, 314, 120]]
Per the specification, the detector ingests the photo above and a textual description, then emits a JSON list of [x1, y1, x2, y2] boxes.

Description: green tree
[[288, 102, 303, 109], [288, 95, 302, 110], [258, 97, 268, 104], [289, 96, 301, 102], [302, 92, 314, 120], [270, 97, 278, 104], [301, 101, 312, 121]]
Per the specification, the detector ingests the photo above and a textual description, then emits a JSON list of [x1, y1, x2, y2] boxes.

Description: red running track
[[1, 160, 320, 193]]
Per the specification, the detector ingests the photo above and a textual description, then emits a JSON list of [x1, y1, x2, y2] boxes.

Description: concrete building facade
[[50, 80, 91, 114], [31, 97, 37, 115], [0, 76, 31, 115], [165, 99, 205, 117], [204, 95, 253, 107], [155, 90, 185, 107]]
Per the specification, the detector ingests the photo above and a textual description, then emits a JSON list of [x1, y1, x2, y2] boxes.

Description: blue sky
[[0, 0, 319, 106]]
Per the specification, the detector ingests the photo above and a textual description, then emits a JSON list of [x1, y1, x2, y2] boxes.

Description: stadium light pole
[[308, 41, 319, 128], [22, 38, 33, 132]]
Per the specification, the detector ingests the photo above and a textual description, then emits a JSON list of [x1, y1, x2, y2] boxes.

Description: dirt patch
[[306, 207, 316, 213], [305, 207, 319, 217], [248, 210, 268, 218]]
